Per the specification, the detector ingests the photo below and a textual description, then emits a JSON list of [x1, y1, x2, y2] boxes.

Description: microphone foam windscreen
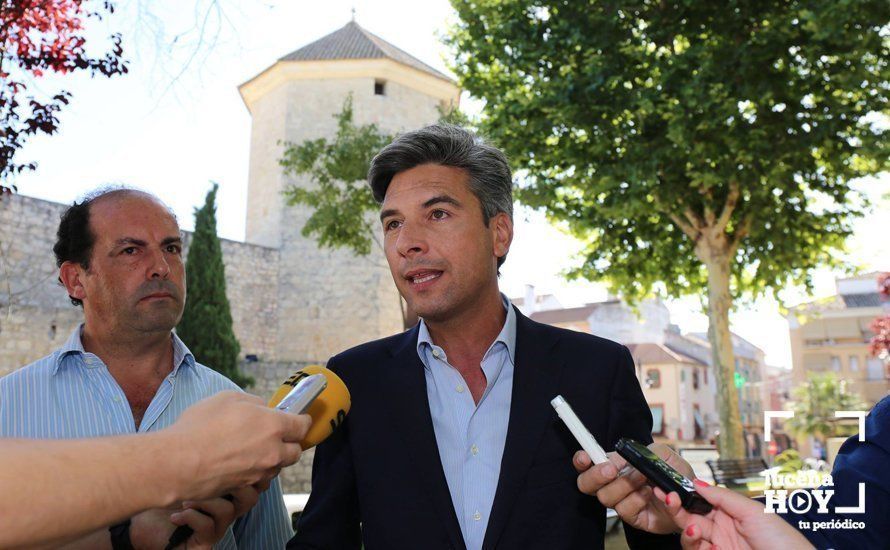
[[268, 365, 351, 449]]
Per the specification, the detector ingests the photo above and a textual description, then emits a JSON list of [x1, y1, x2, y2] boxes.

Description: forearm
[[0, 433, 188, 548]]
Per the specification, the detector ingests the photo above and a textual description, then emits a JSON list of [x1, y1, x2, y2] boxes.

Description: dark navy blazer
[[288, 306, 680, 549]]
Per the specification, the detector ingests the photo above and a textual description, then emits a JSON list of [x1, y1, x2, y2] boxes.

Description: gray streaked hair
[[368, 123, 513, 268]]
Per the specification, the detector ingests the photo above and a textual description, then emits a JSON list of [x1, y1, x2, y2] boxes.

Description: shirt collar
[[53, 324, 87, 374], [52, 324, 198, 378], [416, 293, 517, 367], [171, 331, 199, 379]]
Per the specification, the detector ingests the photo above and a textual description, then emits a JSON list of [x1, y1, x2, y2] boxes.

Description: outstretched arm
[[0, 391, 309, 549]]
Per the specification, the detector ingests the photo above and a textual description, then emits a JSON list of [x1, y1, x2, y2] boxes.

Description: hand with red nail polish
[[652, 482, 814, 550]]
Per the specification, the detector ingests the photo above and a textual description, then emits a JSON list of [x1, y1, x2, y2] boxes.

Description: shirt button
[[471, 445, 479, 456], [456, 385, 465, 393], [113, 396, 122, 403], [432, 349, 441, 358], [473, 511, 482, 521]]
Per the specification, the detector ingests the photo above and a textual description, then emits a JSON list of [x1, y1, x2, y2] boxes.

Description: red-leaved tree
[[870, 272, 890, 360], [0, 0, 127, 196]]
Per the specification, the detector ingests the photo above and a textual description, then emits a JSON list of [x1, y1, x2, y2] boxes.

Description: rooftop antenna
[[351, 6, 356, 22]]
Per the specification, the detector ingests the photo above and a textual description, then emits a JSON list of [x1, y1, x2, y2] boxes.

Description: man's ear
[[491, 212, 513, 262], [59, 261, 87, 303]]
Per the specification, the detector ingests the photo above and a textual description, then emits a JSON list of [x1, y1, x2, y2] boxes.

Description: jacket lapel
[[384, 326, 466, 550], [483, 309, 565, 550]]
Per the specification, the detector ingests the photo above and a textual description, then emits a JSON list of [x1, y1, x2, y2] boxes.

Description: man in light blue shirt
[[418, 295, 516, 550], [0, 188, 292, 549]]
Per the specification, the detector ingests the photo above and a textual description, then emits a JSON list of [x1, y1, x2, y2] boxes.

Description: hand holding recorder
[[553, 394, 699, 535], [654, 481, 814, 549]]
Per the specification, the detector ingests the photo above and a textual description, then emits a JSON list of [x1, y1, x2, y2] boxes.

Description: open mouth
[[405, 270, 443, 286]]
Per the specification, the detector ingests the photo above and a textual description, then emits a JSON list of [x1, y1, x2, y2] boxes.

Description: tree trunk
[[704, 253, 746, 459]]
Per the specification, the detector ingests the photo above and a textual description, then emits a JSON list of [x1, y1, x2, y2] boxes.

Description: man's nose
[[395, 222, 427, 257], [148, 248, 171, 279]]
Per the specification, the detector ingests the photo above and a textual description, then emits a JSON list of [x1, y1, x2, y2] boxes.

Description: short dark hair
[[53, 187, 168, 306], [368, 123, 513, 268]]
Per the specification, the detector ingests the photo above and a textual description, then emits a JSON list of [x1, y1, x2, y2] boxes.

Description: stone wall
[[0, 195, 82, 371]]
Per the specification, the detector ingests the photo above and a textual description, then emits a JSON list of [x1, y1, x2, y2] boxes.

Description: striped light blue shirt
[[417, 296, 516, 550], [0, 324, 293, 549]]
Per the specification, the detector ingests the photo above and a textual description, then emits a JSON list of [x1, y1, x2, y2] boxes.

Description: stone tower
[[238, 21, 461, 363]]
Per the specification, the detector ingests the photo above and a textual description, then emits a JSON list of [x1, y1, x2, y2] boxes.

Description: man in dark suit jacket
[[289, 124, 684, 549]]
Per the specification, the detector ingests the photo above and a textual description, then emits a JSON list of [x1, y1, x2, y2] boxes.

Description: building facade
[[788, 274, 889, 408], [787, 274, 889, 457], [515, 292, 770, 455]]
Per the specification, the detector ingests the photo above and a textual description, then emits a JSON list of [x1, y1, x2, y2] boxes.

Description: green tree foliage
[[774, 449, 804, 475], [279, 94, 395, 257], [447, 0, 889, 457], [786, 372, 866, 447], [177, 183, 253, 388]]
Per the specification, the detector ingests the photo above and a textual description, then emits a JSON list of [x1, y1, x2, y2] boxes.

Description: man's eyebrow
[[380, 208, 400, 222], [112, 237, 147, 249], [161, 236, 183, 246], [379, 195, 463, 223], [422, 195, 462, 209]]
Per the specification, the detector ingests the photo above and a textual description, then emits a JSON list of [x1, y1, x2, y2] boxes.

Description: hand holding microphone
[[165, 391, 312, 497], [165, 366, 351, 549]]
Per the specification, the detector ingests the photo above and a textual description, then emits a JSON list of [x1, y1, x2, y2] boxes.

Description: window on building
[[650, 405, 665, 435], [645, 368, 661, 389], [849, 356, 859, 372], [830, 356, 841, 372], [680, 369, 685, 383], [374, 79, 386, 95], [867, 358, 885, 381], [693, 405, 704, 440], [692, 369, 700, 390], [704, 368, 708, 385]]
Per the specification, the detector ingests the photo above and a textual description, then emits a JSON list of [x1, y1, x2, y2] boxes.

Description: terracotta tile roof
[[627, 342, 707, 366], [528, 302, 611, 324], [280, 21, 453, 82]]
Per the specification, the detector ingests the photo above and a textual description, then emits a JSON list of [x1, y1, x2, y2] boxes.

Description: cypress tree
[[177, 183, 253, 388]]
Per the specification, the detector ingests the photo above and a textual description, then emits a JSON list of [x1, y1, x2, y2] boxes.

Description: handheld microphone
[[267, 364, 351, 449], [165, 366, 351, 549]]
